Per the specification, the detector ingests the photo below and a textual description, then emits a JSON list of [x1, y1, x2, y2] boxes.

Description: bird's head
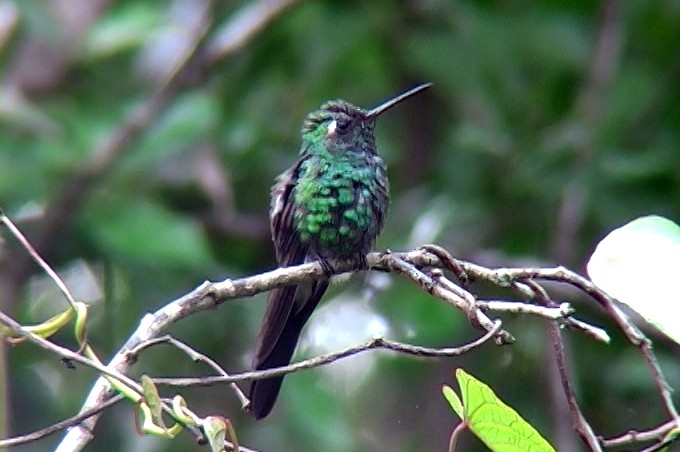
[[301, 83, 432, 155]]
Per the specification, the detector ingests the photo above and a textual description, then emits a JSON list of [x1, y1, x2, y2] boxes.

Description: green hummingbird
[[249, 83, 432, 419]]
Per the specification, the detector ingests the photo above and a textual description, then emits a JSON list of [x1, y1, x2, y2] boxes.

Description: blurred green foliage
[[2, 0, 680, 451]]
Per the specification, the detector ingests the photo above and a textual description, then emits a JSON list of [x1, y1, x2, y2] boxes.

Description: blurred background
[[2, 0, 680, 451]]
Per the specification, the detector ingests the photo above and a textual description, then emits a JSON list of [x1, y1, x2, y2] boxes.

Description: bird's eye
[[335, 117, 351, 132]]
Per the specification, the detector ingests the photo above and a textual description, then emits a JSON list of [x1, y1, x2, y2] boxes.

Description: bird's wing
[[254, 158, 310, 362], [270, 164, 304, 265]]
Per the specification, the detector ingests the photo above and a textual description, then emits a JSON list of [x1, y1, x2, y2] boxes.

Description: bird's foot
[[318, 255, 367, 276], [319, 258, 336, 277], [356, 254, 368, 271]]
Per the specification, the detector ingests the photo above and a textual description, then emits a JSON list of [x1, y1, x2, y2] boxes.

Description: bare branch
[[0, 395, 124, 447], [376, 249, 513, 343], [39, 246, 638, 451], [600, 419, 680, 448], [474, 298, 609, 345], [48, 247, 678, 449], [477, 299, 573, 319], [151, 321, 502, 388]]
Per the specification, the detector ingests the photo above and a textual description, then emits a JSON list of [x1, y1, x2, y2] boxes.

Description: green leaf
[[442, 384, 464, 420], [587, 215, 680, 344], [141, 375, 165, 430], [82, 198, 213, 269], [448, 369, 556, 452], [203, 416, 227, 452]]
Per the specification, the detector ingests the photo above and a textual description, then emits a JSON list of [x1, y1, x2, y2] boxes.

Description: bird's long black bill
[[366, 83, 432, 119]]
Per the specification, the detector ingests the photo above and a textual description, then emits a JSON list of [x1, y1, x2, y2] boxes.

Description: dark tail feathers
[[249, 281, 328, 419]]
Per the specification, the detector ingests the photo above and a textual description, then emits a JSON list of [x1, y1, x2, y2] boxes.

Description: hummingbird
[[249, 83, 432, 419]]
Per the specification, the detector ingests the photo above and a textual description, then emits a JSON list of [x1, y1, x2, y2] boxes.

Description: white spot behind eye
[[327, 119, 337, 135]]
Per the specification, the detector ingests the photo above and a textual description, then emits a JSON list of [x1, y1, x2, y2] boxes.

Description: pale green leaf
[[587, 215, 680, 344]]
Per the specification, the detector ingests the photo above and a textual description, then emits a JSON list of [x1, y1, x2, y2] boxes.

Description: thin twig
[[548, 320, 601, 451], [638, 435, 680, 452], [382, 253, 515, 343], [600, 419, 680, 448], [1, 312, 209, 441], [522, 280, 602, 451], [130, 335, 250, 408], [476, 299, 573, 319], [1, 313, 145, 393], [519, 270, 677, 431], [0, 395, 124, 447], [151, 321, 502, 388], [0, 210, 77, 311]]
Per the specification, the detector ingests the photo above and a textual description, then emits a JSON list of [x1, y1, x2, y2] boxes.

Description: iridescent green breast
[[293, 153, 388, 258]]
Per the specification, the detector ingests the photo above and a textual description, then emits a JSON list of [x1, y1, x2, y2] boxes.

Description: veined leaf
[[444, 369, 556, 452]]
